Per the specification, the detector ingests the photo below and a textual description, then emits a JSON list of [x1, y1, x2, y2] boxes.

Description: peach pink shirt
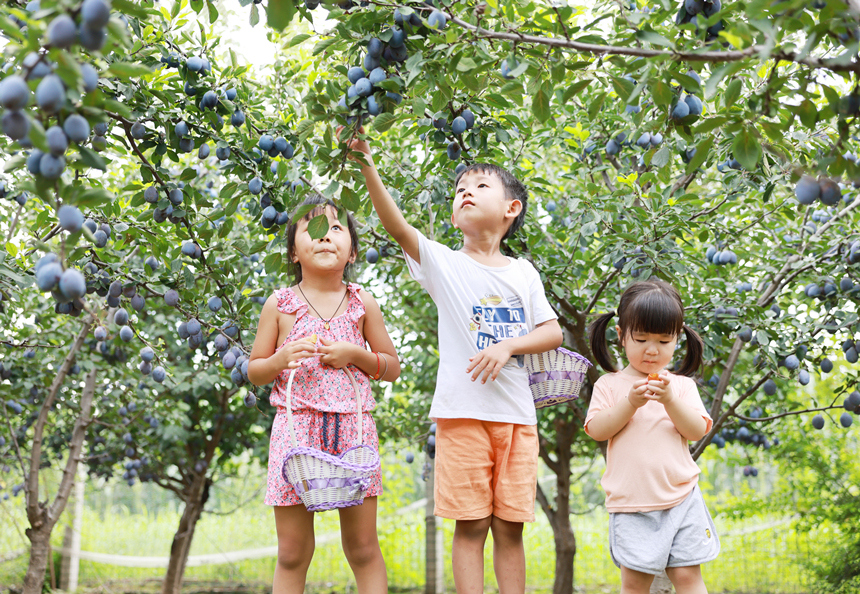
[[584, 371, 713, 513]]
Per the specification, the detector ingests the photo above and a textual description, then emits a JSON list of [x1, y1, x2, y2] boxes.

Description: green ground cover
[[0, 455, 816, 592]]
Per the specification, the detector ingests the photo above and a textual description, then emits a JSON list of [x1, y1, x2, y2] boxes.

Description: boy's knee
[[454, 516, 493, 541], [277, 542, 313, 572], [490, 516, 524, 544]]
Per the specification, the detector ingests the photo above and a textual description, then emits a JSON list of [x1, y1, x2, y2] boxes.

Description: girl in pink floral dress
[[248, 194, 400, 594]]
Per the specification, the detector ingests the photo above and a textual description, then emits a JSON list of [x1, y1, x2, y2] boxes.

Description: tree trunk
[[536, 415, 578, 594], [550, 513, 575, 594], [21, 358, 96, 594], [22, 525, 51, 594], [161, 475, 210, 594]]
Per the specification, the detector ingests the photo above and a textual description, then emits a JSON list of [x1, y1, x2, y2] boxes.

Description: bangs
[[301, 204, 331, 222], [623, 289, 684, 336]]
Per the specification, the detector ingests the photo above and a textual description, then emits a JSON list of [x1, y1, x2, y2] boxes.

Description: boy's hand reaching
[[467, 342, 514, 384], [337, 125, 373, 165]]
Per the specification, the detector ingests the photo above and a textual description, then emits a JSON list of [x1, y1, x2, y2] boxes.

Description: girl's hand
[[467, 342, 513, 384], [317, 337, 360, 369], [277, 336, 319, 370], [644, 371, 674, 405], [627, 380, 652, 408]]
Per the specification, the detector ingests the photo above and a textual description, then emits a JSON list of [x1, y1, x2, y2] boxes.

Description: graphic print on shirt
[[468, 293, 528, 368]]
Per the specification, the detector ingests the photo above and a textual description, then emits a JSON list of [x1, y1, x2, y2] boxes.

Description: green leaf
[[797, 99, 818, 130], [635, 30, 674, 48], [3, 153, 26, 173], [456, 57, 478, 72], [651, 81, 675, 107], [250, 3, 259, 26], [705, 61, 747, 101], [532, 85, 551, 123], [106, 62, 153, 79], [723, 78, 742, 109], [732, 127, 761, 170], [76, 187, 114, 208], [288, 33, 312, 48], [610, 76, 635, 102], [563, 79, 591, 103], [313, 37, 341, 56], [373, 112, 398, 133], [263, 252, 283, 274], [694, 117, 728, 135], [651, 145, 671, 168], [78, 146, 107, 171], [266, 0, 296, 31], [685, 137, 713, 174], [296, 119, 315, 142], [307, 214, 329, 239]]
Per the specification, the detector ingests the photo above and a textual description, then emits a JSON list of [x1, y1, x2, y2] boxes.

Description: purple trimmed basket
[[280, 366, 380, 512], [525, 347, 591, 409]]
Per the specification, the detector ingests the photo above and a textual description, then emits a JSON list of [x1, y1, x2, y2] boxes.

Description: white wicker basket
[[525, 347, 591, 409], [280, 366, 380, 512]]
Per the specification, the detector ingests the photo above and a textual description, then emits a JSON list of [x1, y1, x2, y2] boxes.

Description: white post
[[431, 458, 444, 593], [67, 464, 85, 592]]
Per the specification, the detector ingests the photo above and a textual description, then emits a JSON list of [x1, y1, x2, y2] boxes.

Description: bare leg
[[490, 516, 525, 594], [666, 565, 708, 594], [620, 565, 655, 594], [339, 497, 388, 594], [272, 504, 315, 594], [452, 516, 492, 594]]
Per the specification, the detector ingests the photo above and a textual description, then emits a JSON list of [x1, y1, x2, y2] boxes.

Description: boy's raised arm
[[343, 128, 421, 263]]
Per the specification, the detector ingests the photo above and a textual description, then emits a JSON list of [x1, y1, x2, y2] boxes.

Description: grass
[[1, 453, 816, 593]]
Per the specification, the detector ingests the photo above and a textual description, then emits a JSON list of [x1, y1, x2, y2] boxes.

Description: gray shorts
[[608, 484, 720, 575]]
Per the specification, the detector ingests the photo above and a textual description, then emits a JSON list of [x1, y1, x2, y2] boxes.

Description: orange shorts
[[434, 418, 539, 523]]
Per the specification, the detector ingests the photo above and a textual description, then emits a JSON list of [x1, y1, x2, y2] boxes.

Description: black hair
[[453, 163, 528, 241], [588, 279, 704, 377], [285, 194, 359, 283]]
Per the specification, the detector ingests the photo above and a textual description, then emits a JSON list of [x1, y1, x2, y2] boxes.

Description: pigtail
[[675, 324, 704, 377], [588, 311, 619, 373]]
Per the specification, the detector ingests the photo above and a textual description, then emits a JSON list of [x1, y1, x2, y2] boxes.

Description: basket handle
[[284, 364, 363, 450]]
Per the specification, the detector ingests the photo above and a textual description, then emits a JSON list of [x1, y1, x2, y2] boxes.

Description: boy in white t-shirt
[[348, 129, 563, 593]]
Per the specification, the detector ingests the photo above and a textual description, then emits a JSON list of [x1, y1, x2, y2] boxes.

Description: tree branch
[[448, 15, 860, 73], [26, 315, 94, 527], [49, 367, 96, 523]]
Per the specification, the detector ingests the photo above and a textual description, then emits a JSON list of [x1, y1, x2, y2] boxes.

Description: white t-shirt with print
[[404, 231, 558, 425]]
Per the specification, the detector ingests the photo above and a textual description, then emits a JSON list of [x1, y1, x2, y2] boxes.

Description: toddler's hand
[[278, 335, 319, 370], [317, 337, 358, 369], [644, 371, 673, 405], [626, 380, 651, 408], [466, 342, 513, 384]]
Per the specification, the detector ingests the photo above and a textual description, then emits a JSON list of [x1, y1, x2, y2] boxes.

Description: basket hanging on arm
[[524, 348, 591, 408], [280, 365, 380, 512], [515, 259, 592, 408]]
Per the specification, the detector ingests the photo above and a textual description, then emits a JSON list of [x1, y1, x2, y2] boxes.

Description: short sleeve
[[344, 282, 366, 324], [275, 287, 307, 316], [676, 375, 713, 433], [521, 259, 558, 327], [584, 375, 616, 436], [403, 230, 449, 298]]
